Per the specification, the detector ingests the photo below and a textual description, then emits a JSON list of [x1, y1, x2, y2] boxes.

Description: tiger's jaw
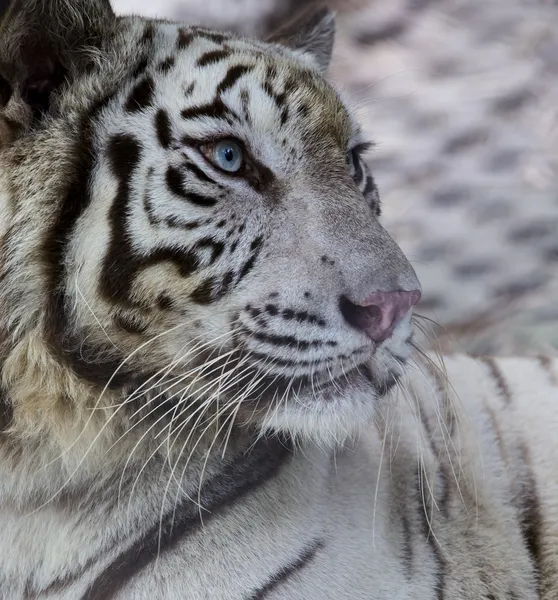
[[207, 308, 415, 445]]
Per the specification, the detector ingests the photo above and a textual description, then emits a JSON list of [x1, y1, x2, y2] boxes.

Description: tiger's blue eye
[[211, 139, 244, 173]]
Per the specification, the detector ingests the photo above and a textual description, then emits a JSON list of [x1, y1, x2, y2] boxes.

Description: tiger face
[[0, 1, 419, 443]]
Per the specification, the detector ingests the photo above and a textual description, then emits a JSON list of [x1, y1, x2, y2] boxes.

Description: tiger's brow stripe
[[240, 88, 252, 124], [155, 108, 172, 149], [180, 97, 235, 123], [194, 29, 228, 44], [165, 166, 217, 207], [481, 357, 512, 405], [196, 49, 232, 67], [217, 64, 253, 95], [81, 437, 292, 600], [125, 76, 155, 113], [245, 540, 324, 600]]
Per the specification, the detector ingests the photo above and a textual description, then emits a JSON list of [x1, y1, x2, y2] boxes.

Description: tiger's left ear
[[0, 0, 115, 118], [266, 5, 335, 75]]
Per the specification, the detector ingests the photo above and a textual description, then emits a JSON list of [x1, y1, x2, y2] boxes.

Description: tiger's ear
[[0, 0, 115, 117], [266, 5, 335, 74]]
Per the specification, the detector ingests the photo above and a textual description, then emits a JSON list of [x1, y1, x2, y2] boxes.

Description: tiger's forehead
[[119, 18, 352, 149]]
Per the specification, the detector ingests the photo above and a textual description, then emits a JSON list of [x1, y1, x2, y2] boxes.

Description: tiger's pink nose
[[340, 290, 421, 343]]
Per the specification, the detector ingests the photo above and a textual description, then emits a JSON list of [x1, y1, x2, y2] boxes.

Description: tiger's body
[[1, 354, 557, 599], [0, 1, 556, 598]]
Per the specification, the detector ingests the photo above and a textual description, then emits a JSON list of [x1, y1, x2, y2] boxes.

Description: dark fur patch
[[131, 57, 149, 80], [113, 314, 148, 335], [177, 28, 194, 50], [181, 98, 234, 123], [190, 277, 217, 304], [0, 386, 13, 431], [166, 166, 217, 207], [140, 23, 156, 44], [196, 49, 232, 67], [157, 294, 174, 311], [217, 65, 252, 95], [125, 76, 155, 113], [155, 109, 172, 149], [157, 56, 176, 73]]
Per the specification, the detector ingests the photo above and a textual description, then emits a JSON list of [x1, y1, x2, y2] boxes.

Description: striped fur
[[0, 1, 556, 598]]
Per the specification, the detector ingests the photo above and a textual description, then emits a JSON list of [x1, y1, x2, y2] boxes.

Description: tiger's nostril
[[339, 290, 421, 343]]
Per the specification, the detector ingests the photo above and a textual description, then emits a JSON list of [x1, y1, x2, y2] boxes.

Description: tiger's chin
[[250, 352, 408, 448], [229, 320, 415, 447]]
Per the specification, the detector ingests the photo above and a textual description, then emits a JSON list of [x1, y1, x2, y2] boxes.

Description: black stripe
[[130, 57, 149, 80], [113, 313, 148, 335], [401, 513, 413, 578], [196, 49, 231, 67], [81, 436, 292, 600], [246, 539, 324, 600], [416, 399, 452, 517], [157, 56, 175, 73], [155, 109, 172, 149], [0, 386, 12, 431], [195, 30, 227, 44], [217, 64, 252, 95], [190, 276, 218, 304], [236, 236, 263, 284], [177, 28, 194, 50], [240, 326, 336, 350], [516, 443, 543, 593], [166, 166, 217, 207], [416, 471, 447, 599], [42, 91, 136, 386], [240, 89, 251, 124], [184, 160, 216, 184], [140, 23, 155, 44], [100, 133, 143, 303], [181, 98, 235, 123], [125, 76, 155, 113], [363, 174, 376, 197], [481, 357, 512, 405]]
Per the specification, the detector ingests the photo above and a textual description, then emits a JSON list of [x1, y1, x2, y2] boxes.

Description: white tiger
[[0, 1, 556, 598]]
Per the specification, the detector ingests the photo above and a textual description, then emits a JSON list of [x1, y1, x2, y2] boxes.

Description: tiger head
[[0, 0, 420, 447]]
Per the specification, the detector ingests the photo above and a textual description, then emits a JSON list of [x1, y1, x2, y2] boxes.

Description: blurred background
[[113, 0, 558, 357]]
